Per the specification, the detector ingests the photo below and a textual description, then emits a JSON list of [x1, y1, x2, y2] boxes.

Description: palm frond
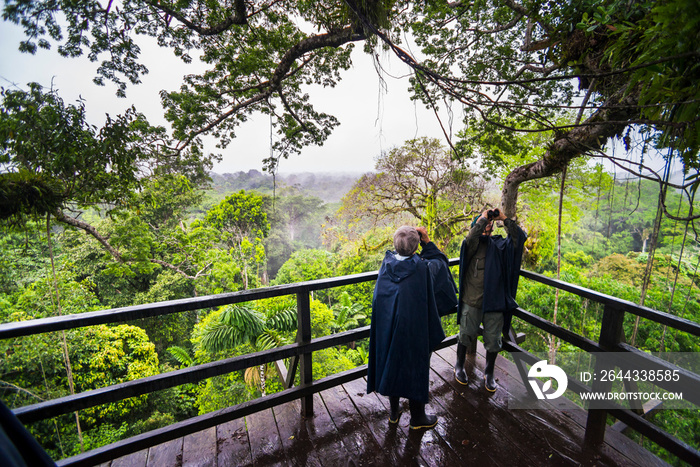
[[221, 305, 265, 335], [256, 329, 293, 351], [244, 367, 260, 387], [199, 322, 241, 353], [265, 303, 297, 333], [199, 304, 265, 353]]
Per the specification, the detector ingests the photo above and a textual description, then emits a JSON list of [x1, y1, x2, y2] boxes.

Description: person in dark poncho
[[0, 399, 56, 466], [367, 226, 453, 429], [454, 208, 527, 392]]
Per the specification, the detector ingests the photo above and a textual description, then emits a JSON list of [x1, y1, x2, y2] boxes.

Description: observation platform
[[103, 344, 665, 467]]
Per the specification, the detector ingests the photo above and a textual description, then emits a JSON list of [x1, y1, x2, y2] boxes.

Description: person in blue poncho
[[454, 208, 527, 392], [367, 226, 454, 429]]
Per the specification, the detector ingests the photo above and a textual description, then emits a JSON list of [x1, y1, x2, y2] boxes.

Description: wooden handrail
[[14, 327, 370, 424], [0, 271, 379, 339], [519, 270, 700, 336]]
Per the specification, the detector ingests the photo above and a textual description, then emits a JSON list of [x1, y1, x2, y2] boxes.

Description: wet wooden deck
[[104, 344, 667, 467]]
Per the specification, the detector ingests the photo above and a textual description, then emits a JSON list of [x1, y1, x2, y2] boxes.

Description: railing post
[[584, 303, 625, 448], [297, 287, 313, 417]]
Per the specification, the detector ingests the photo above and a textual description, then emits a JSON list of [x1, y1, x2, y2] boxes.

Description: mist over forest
[[209, 170, 363, 203]]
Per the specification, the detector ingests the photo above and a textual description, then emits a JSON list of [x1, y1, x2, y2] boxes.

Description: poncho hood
[[381, 252, 419, 283]]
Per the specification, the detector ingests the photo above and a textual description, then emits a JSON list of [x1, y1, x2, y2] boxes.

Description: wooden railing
[[1, 262, 699, 466], [510, 270, 700, 465]]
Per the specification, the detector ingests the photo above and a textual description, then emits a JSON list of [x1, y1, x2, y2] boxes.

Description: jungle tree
[[0, 85, 214, 271], [341, 137, 485, 248], [200, 190, 270, 288]]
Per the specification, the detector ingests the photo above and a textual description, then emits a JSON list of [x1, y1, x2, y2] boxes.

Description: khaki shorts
[[458, 302, 503, 353]]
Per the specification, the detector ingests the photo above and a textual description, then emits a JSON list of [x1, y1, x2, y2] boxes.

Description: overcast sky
[[0, 22, 453, 175]]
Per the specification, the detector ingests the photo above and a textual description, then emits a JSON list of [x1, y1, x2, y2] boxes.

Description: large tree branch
[[268, 26, 365, 91], [145, 0, 249, 35], [150, 259, 213, 279], [500, 89, 640, 217], [176, 26, 364, 150], [0, 381, 45, 401], [54, 210, 124, 262], [53, 210, 214, 278]]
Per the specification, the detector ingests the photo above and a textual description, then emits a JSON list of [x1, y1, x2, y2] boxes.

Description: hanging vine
[[631, 159, 672, 346], [46, 214, 84, 452]]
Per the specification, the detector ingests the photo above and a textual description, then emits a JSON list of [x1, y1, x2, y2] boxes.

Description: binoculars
[[486, 208, 500, 220]]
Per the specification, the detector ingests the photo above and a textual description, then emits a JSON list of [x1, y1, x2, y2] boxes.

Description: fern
[[166, 346, 193, 367]]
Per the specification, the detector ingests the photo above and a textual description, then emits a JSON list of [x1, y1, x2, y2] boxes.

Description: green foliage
[[563, 251, 594, 268], [262, 299, 297, 333], [312, 347, 357, 380], [0, 170, 66, 222], [310, 299, 334, 338], [625, 409, 700, 464], [192, 296, 299, 405], [203, 190, 270, 242], [198, 305, 266, 353], [344, 346, 369, 366], [0, 222, 52, 295], [331, 291, 368, 333], [457, 117, 552, 181], [265, 187, 332, 279], [70, 325, 159, 424], [594, 253, 647, 287], [0, 84, 135, 213], [166, 346, 194, 368], [0, 85, 209, 224], [273, 249, 338, 303], [1, 323, 160, 458], [4, 271, 101, 321], [195, 247, 245, 294], [195, 371, 257, 415], [331, 252, 383, 312], [578, 0, 700, 163], [137, 175, 204, 229], [131, 273, 198, 353], [441, 314, 459, 338], [273, 249, 337, 284], [515, 251, 700, 357], [198, 190, 270, 289], [147, 372, 198, 422]]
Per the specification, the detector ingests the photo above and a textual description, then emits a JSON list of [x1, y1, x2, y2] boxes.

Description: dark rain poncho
[[420, 241, 459, 317], [367, 251, 446, 403]]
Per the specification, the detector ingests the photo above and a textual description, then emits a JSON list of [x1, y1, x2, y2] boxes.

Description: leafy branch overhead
[[3, 0, 699, 217]]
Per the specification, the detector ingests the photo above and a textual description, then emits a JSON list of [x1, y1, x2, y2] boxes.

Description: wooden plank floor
[[105, 344, 668, 467]]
